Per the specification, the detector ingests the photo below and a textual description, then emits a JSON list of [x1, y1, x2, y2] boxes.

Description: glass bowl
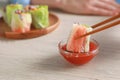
[[58, 39, 99, 65]]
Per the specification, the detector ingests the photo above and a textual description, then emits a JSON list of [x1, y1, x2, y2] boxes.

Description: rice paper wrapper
[[11, 12, 32, 33]]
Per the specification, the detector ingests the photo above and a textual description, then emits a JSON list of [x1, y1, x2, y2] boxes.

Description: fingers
[[87, 5, 117, 16], [58, 0, 120, 16], [101, 0, 120, 11], [87, 0, 120, 16], [105, 0, 120, 13], [93, 1, 116, 11]]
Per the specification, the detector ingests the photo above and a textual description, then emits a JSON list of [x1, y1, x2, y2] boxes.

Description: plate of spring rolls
[[0, 4, 60, 39]]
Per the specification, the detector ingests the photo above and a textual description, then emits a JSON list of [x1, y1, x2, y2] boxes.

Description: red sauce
[[59, 41, 98, 65]]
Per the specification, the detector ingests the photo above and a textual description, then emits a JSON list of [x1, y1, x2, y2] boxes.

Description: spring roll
[[11, 10, 32, 33], [26, 5, 49, 29]]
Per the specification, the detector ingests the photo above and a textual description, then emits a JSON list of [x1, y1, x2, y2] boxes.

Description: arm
[[31, 0, 62, 8], [31, 0, 120, 16]]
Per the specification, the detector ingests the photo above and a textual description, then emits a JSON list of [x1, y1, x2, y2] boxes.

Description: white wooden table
[[0, 11, 120, 80]]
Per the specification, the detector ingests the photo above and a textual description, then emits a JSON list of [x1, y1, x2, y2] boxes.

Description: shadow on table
[[29, 53, 89, 72], [94, 34, 120, 64], [31, 55, 74, 71], [0, 37, 7, 40], [0, 37, 24, 42]]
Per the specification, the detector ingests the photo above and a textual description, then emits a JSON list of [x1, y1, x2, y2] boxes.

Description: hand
[[58, 0, 120, 16]]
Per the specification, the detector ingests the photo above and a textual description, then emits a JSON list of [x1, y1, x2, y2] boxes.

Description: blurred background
[[0, 0, 120, 7]]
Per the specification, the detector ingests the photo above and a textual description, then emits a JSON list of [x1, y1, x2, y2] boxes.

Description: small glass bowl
[[58, 39, 99, 65]]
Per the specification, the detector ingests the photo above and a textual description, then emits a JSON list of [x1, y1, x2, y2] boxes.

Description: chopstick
[[92, 14, 120, 28], [77, 14, 120, 39]]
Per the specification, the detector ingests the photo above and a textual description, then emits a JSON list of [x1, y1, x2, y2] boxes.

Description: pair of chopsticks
[[77, 14, 120, 39]]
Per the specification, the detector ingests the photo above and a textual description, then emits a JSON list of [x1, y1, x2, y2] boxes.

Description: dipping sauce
[[58, 39, 99, 65]]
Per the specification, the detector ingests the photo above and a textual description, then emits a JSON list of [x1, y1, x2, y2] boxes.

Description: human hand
[[58, 0, 120, 16]]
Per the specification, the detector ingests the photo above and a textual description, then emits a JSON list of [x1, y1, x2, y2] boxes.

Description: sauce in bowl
[[58, 39, 99, 65]]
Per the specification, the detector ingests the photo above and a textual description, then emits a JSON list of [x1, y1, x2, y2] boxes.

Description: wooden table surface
[[0, 11, 120, 80]]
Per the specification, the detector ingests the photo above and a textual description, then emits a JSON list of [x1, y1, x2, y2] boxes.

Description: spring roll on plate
[[11, 10, 32, 33], [26, 5, 49, 29]]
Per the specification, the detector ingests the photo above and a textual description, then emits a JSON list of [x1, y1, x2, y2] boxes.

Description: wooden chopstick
[[92, 14, 120, 28], [77, 14, 120, 39], [79, 20, 120, 38]]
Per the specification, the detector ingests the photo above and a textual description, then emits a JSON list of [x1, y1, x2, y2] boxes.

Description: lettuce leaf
[[30, 5, 49, 29], [6, 4, 23, 26], [83, 24, 93, 52]]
